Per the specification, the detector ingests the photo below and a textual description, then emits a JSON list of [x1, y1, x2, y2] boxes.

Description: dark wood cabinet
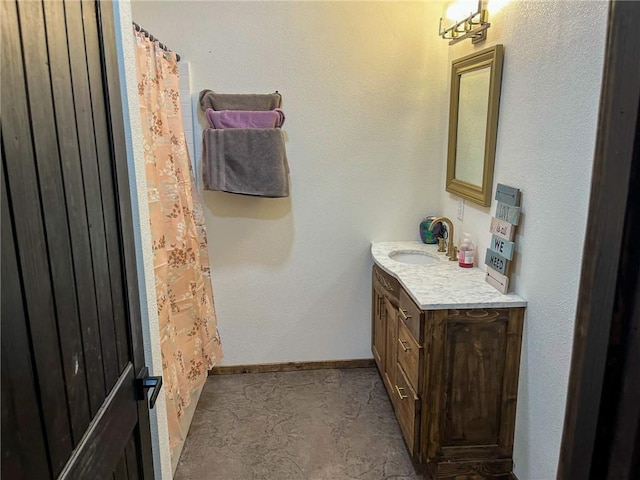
[[371, 265, 524, 479], [371, 277, 385, 370], [372, 266, 399, 398], [384, 298, 399, 405]]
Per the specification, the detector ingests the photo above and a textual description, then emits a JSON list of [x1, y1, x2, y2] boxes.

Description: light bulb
[[445, 0, 479, 22]]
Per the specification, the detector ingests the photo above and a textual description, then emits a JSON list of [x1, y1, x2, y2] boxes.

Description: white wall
[[439, 1, 608, 479], [178, 62, 196, 162], [131, 1, 448, 365]]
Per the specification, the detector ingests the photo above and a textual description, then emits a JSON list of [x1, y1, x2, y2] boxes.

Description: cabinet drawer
[[394, 363, 420, 456], [397, 319, 421, 392], [373, 265, 400, 305], [399, 288, 422, 342]]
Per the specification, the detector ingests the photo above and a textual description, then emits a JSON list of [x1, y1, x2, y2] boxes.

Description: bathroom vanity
[[371, 242, 526, 480]]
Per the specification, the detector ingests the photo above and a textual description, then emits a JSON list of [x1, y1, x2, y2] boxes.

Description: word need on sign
[[485, 249, 508, 275]]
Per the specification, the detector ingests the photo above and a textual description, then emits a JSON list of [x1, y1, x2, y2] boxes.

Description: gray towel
[[202, 128, 289, 198], [199, 89, 282, 111]]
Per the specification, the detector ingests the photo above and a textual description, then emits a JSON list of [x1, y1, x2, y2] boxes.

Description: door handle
[[136, 367, 163, 409]]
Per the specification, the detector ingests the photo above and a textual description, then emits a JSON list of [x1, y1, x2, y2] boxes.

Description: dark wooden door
[[1, 1, 156, 478], [559, 1, 640, 478]]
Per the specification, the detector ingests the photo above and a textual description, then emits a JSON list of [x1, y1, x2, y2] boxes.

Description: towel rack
[[132, 21, 181, 62]]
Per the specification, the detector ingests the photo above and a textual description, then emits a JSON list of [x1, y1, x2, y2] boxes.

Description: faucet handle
[[437, 238, 446, 253], [449, 245, 459, 261]]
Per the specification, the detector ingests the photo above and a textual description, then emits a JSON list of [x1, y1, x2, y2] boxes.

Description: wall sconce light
[[439, 0, 490, 45]]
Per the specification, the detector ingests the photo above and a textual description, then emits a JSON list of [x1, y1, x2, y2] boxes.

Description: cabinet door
[[424, 308, 524, 462], [371, 284, 386, 372], [384, 298, 398, 404]]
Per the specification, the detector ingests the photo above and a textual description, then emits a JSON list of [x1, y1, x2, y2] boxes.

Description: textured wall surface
[[178, 62, 196, 163], [131, 1, 448, 365], [439, 2, 608, 478]]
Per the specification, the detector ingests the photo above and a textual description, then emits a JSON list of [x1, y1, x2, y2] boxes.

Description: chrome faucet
[[429, 216, 458, 261]]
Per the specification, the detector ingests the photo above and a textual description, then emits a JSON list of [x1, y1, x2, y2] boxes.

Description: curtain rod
[[132, 21, 181, 62]]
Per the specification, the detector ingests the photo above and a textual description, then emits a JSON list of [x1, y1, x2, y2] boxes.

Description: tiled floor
[[175, 368, 422, 480]]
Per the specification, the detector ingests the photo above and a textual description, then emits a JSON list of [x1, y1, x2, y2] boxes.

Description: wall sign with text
[[485, 184, 521, 293]]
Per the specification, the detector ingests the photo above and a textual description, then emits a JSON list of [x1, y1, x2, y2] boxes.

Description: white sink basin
[[389, 251, 439, 265]]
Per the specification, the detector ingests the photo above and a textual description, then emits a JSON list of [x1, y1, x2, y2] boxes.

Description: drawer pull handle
[[399, 308, 411, 321], [398, 338, 411, 352], [395, 385, 408, 400]]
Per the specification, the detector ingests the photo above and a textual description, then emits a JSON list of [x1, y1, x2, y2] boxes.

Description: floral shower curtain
[[134, 30, 223, 452]]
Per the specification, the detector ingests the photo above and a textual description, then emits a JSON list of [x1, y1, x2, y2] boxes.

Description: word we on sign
[[485, 184, 521, 293], [490, 234, 514, 260]]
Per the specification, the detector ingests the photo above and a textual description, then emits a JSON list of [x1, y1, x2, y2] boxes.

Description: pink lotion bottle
[[458, 233, 475, 268]]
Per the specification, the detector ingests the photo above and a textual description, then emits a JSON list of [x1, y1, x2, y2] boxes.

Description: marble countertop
[[371, 241, 527, 310]]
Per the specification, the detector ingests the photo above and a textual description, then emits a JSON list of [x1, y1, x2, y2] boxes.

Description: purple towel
[[206, 108, 285, 129]]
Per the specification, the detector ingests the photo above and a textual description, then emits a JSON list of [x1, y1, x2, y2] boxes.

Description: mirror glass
[[446, 45, 504, 206], [454, 67, 490, 186]]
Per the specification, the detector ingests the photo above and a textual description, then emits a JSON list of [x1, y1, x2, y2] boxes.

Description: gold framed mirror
[[446, 44, 504, 206]]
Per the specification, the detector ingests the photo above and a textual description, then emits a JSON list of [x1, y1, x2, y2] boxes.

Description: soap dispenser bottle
[[458, 233, 475, 268]]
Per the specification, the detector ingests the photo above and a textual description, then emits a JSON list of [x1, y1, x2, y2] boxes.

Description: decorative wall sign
[[485, 249, 508, 275], [495, 183, 520, 206], [490, 217, 515, 241], [489, 234, 514, 260], [495, 202, 521, 225], [486, 267, 509, 294], [485, 184, 521, 293]]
